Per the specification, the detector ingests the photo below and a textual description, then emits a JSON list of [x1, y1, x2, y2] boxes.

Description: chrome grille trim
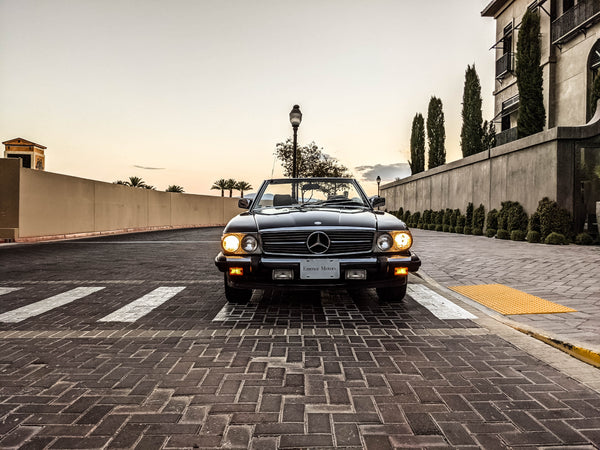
[[260, 229, 374, 256]]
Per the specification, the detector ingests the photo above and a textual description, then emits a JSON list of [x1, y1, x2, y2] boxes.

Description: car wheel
[[224, 274, 253, 304], [376, 284, 407, 302]]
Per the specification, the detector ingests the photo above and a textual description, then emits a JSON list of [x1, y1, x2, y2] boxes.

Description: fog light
[[394, 267, 408, 276], [229, 267, 244, 276], [273, 269, 294, 280], [345, 269, 367, 280]]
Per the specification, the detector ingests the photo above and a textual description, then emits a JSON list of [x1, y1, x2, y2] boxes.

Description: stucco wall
[[381, 129, 561, 215], [0, 159, 240, 241]]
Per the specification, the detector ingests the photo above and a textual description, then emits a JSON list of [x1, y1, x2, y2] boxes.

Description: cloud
[[354, 163, 411, 182]]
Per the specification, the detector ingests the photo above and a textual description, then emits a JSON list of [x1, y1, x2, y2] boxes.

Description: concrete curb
[[415, 270, 600, 369]]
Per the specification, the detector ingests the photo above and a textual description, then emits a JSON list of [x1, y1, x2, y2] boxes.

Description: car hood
[[253, 208, 376, 230]]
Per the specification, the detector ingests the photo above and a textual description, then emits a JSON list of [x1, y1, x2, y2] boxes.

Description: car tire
[[376, 284, 407, 302], [224, 274, 253, 304]]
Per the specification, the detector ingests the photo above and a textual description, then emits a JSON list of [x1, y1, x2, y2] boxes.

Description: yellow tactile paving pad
[[449, 284, 577, 315]]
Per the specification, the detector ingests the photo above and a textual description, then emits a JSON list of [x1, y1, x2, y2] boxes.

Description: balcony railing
[[496, 52, 513, 79], [551, 0, 600, 45], [496, 127, 519, 146]]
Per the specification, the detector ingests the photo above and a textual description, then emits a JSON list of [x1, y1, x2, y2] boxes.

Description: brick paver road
[[0, 228, 599, 449]]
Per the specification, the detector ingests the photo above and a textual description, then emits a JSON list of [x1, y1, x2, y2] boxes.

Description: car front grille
[[260, 230, 374, 255]]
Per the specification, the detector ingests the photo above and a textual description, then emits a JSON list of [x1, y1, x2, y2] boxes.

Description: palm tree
[[113, 176, 150, 188], [211, 179, 228, 197], [225, 179, 237, 197], [166, 185, 184, 193], [235, 181, 252, 198]]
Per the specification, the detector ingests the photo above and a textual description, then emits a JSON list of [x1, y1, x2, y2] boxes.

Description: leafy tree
[[460, 65, 484, 157], [166, 185, 184, 193], [590, 73, 600, 116], [225, 179, 237, 197], [275, 139, 351, 178], [516, 8, 545, 138], [482, 120, 497, 150], [409, 113, 425, 174], [427, 96, 446, 169], [211, 179, 228, 197], [235, 181, 253, 198]]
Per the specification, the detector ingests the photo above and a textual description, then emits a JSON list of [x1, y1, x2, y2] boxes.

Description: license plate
[[300, 259, 340, 279]]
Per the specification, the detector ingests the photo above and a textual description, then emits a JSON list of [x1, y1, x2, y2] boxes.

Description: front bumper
[[214, 252, 421, 289]]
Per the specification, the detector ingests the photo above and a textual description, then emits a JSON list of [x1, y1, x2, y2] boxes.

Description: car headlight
[[222, 234, 241, 253], [376, 233, 393, 251], [241, 235, 258, 252], [376, 231, 412, 252], [221, 233, 259, 254]]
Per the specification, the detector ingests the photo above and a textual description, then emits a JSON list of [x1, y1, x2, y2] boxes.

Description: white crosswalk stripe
[[0, 287, 105, 323], [98, 286, 186, 322], [0, 287, 22, 296], [408, 284, 477, 320]]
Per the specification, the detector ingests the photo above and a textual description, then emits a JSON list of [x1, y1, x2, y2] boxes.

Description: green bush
[[486, 228, 497, 238], [435, 210, 444, 225], [527, 230, 541, 243], [508, 204, 528, 233], [497, 229, 510, 240], [473, 204, 485, 231], [443, 224, 450, 232], [537, 198, 572, 240], [466, 203, 474, 229], [575, 232, 594, 245], [463, 226, 472, 235], [435, 224, 443, 232], [449, 209, 458, 229], [443, 208, 452, 227], [472, 227, 483, 236], [397, 207, 404, 220], [511, 230, 526, 241], [412, 212, 421, 227], [422, 210, 431, 225], [528, 211, 541, 233], [403, 210, 411, 224], [457, 214, 466, 229], [545, 232, 567, 245], [486, 209, 498, 231], [428, 224, 436, 231], [417, 221, 423, 229]]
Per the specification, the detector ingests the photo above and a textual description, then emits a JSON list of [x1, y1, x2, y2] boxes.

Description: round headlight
[[393, 232, 412, 250], [376, 233, 393, 251], [222, 235, 240, 253], [241, 235, 258, 252]]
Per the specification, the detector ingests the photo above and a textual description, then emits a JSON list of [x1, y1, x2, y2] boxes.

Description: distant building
[[482, 0, 600, 145], [2, 138, 46, 170]]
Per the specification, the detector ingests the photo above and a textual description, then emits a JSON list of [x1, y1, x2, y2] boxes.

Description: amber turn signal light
[[229, 267, 244, 276], [394, 267, 408, 276]]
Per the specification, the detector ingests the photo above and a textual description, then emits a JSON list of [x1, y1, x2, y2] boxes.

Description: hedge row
[[393, 198, 596, 245]]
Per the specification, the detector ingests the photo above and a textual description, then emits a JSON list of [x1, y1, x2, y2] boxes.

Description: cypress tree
[[460, 65, 484, 157], [427, 96, 446, 169], [516, 9, 545, 138], [409, 113, 425, 174]]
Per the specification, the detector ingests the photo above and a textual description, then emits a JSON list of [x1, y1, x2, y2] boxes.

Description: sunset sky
[[0, 0, 496, 196]]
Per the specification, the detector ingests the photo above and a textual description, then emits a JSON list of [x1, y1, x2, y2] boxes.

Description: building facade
[[483, 0, 600, 145], [2, 138, 46, 170]]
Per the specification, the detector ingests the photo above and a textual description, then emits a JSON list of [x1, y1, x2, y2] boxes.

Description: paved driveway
[[0, 228, 599, 449]]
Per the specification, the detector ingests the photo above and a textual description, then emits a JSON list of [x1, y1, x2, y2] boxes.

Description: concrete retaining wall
[[0, 159, 240, 241], [380, 125, 593, 216]]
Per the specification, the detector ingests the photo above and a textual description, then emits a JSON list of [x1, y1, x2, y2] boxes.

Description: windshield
[[253, 178, 369, 210]]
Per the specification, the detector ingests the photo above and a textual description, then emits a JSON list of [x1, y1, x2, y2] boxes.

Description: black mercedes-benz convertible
[[215, 177, 420, 303]]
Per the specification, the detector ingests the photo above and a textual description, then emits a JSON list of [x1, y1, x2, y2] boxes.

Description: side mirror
[[371, 196, 385, 208], [238, 198, 252, 209]]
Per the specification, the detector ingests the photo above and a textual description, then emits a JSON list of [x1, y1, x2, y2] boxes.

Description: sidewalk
[[410, 228, 600, 366]]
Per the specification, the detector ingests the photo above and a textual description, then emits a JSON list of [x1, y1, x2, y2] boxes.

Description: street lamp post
[[289, 105, 302, 178], [376, 176, 381, 196]]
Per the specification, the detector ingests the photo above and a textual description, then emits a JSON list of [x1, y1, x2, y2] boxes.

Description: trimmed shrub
[[486, 209, 498, 231], [528, 211, 541, 233], [486, 228, 497, 238], [545, 232, 566, 245], [417, 221, 423, 229], [511, 230, 526, 241], [497, 229, 510, 240], [575, 232, 594, 245], [466, 202, 474, 229], [435, 224, 443, 232], [443, 208, 453, 228], [527, 230, 541, 243], [397, 207, 404, 220], [428, 224, 436, 231], [443, 225, 450, 232], [472, 227, 483, 236], [435, 210, 444, 225], [463, 226, 472, 235], [449, 209, 458, 229], [498, 201, 527, 233], [537, 198, 572, 240], [473, 204, 485, 231], [457, 214, 466, 229], [412, 212, 421, 227], [403, 210, 411, 224]]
